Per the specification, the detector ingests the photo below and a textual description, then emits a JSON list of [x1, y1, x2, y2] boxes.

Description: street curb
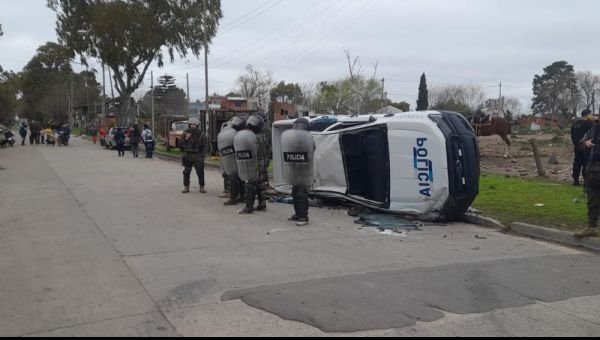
[[511, 222, 600, 252], [462, 214, 508, 231]]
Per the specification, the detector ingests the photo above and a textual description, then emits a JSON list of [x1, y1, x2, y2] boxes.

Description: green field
[[473, 174, 587, 232]]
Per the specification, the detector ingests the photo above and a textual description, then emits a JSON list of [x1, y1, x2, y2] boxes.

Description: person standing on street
[[90, 125, 98, 145], [19, 122, 27, 146], [576, 120, 600, 239], [99, 126, 107, 146], [115, 127, 126, 157], [181, 117, 208, 194], [235, 115, 268, 214], [571, 109, 595, 186], [141, 124, 155, 159], [256, 112, 272, 196], [129, 125, 140, 158], [281, 118, 315, 226]]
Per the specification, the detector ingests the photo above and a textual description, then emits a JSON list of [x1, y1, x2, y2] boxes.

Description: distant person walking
[[19, 122, 27, 146], [129, 125, 140, 158], [571, 109, 595, 186], [99, 127, 107, 146], [115, 128, 126, 157], [141, 124, 155, 159], [90, 126, 98, 145]]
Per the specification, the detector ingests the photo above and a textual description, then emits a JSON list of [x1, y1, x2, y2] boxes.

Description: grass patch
[[473, 174, 587, 232], [155, 145, 184, 156]]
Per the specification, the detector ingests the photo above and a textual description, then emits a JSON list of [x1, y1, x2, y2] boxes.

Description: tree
[[432, 99, 472, 115], [429, 84, 486, 113], [141, 75, 187, 116], [18, 42, 101, 124], [157, 74, 177, 93], [576, 71, 600, 113], [416, 73, 429, 111], [236, 65, 274, 110], [0, 70, 18, 124], [389, 101, 410, 112], [48, 0, 223, 124], [532, 61, 579, 121], [270, 81, 303, 104]]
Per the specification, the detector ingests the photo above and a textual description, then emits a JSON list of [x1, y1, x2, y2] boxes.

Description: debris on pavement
[[354, 213, 421, 232]]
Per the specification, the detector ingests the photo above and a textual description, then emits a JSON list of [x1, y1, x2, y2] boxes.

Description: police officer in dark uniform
[[281, 118, 315, 226], [576, 120, 600, 239], [571, 109, 594, 186], [181, 117, 209, 194], [235, 115, 268, 214]]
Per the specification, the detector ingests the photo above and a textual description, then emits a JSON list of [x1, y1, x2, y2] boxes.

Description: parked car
[[272, 111, 480, 222], [166, 121, 189, 152], [104, 128, 131, 150]]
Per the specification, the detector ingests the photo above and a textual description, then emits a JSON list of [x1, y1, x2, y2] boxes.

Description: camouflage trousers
[[585, 163, 600, 229]]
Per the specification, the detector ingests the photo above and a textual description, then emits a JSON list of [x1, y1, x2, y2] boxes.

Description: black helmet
[[246, 115, 264, 133], [256, 111, 268, 121], [293, 117, 310, 131], [230, 116, 247, 131]]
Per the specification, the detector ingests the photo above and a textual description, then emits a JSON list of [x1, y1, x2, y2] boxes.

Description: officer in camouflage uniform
[[181, 117, 209, 194], [257, 112, 272, 200], [577, 119, 600, 239]]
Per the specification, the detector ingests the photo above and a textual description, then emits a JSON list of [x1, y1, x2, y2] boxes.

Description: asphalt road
[[1, 138, 599, 337]]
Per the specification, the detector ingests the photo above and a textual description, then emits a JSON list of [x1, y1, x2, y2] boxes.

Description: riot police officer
[[281, 118, 315, 226], [219, 116, 246, 206], [235, 115, 268, 214], [181, 117, 209, 194], [256, 112, 272, 192]]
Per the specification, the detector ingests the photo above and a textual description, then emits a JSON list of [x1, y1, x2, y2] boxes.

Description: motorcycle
[[58, 129, 70, 146], [0, 132, 16, 148]]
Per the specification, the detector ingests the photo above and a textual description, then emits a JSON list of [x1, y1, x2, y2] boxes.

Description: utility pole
[[151, 70, 155, 133], [102, 63, 106, 118], [381, 78, 385, 113], [186, 73, 190, 117], [70, 77, 74, 127], [499, 82, 503, 117], [203, 0, 210, 138], [85, 68, 89, 127]]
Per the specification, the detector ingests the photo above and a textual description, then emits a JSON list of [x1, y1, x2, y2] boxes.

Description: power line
[[274, 0, 380, 78], [249, 0, 355, 69], [209, 0, 333, 68], [217, 0, 284, 36], [211, 0, 344, 69], [164, 0, 345, 73], [219, 0, 277, 29]]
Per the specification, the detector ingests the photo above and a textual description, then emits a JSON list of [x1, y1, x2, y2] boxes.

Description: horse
[[470, 115, 513, 159]]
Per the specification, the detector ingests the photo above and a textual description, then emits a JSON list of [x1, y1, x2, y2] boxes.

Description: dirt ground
[[479, 131, 576, 183]]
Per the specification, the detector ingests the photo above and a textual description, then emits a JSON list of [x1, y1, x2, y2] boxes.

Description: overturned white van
[[272, 111, 480, 221]]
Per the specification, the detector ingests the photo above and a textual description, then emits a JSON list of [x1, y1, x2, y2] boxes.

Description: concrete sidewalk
[[1, 138, 600, 337]]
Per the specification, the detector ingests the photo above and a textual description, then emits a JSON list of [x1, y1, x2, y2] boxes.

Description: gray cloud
[[1, 0, 600, 112]]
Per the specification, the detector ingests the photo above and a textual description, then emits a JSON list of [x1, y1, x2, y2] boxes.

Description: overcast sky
[[1, 0, 599, 112]]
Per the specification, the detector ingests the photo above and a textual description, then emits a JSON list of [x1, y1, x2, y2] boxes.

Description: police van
[[271, 111, 480, 221]]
